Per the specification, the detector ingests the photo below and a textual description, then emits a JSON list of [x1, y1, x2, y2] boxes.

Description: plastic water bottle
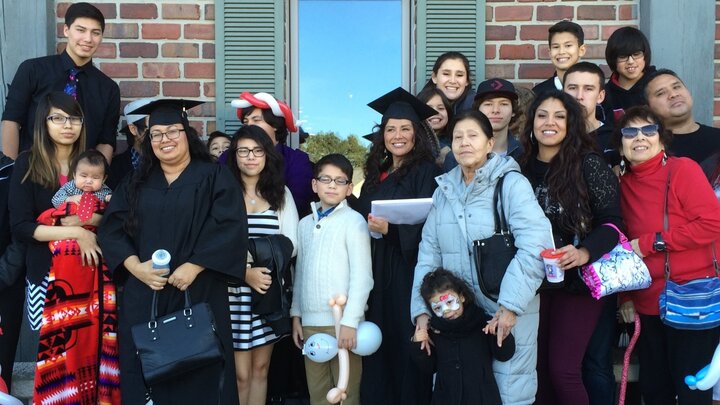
[[152, 249, 171, 277]]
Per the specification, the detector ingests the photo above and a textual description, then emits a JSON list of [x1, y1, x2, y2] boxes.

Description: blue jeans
[[582, 296, 617, 405]]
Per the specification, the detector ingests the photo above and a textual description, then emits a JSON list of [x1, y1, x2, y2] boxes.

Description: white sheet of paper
[[370, 198, 434, 239]]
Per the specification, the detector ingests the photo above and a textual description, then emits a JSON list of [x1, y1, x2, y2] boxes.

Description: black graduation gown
[[98, 160, 247, 405], [355, 160, 439, 405]]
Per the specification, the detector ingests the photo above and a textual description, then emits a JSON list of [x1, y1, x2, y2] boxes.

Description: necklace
[[249, 198, 256, 205], [245, 191, 258, 205]]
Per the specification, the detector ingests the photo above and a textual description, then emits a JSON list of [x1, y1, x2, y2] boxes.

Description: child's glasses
[[315, 176, 350, 186]]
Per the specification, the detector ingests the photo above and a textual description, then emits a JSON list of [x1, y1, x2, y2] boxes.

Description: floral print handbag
[[581, 223, 652, 299]]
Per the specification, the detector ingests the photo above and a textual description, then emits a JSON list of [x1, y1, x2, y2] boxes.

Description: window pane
[[299, 0, 401, 138]]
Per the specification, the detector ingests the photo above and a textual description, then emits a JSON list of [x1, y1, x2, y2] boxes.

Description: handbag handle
[[148, 288, 193, 326], [492, 171, 518, 235], [602, 223, 628, 244]]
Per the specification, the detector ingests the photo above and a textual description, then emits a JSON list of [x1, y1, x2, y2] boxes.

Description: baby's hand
[[104, 194, 112, 202], [66, 195, 82, 204]]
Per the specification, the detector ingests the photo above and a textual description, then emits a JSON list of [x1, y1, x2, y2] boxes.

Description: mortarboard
[[128, 99, 205, 127], [120, 98, 156, 136], [368, 87, 437, 123]]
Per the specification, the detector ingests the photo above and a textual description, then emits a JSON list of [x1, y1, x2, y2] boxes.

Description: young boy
[[473, 78, 522, 160], [602, 26, 655, 123], [51, 150, 112, 209], [291, 154, 373, 405], [533, 20, 586, 96], [563, 62, 619, 165]]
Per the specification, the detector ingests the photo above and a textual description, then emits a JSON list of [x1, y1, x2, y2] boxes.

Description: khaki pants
[[303, 325, 362, 405]]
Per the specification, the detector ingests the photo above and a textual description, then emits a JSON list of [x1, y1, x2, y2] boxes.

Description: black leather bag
[[248, 234, 294, 315], [131, 289, 223, 385], [472, 172, 518, 302]]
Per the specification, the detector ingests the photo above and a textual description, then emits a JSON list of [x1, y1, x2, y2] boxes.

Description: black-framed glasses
[[236, 147, 265, 158], [621, 124, 659, 139], [149, 128, 184, 143], [617, 51, 644, 63], [47, 114, 83, 126], [315, 176, 350, 186]]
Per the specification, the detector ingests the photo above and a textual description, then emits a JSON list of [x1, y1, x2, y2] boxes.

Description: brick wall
[[56, 0, 216, 137], [55, 0, 720, 136], [484, 0, 639, 88]]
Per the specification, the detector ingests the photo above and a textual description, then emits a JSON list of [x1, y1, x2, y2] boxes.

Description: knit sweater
[[619, 152, 720, 315], [290, 200, 373, 329]]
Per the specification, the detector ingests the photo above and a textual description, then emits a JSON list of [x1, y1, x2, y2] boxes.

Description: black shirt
[[601, 65, 656, 125], [532, 74, 561, 96], [669, 123, 720, 166], [2, 51, 120, 153]]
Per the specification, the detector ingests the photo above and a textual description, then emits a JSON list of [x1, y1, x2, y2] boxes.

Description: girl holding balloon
[[290, 154, 375, 405]]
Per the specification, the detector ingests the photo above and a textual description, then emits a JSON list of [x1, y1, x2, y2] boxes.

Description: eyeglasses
[[149, 128, 184, 143], [236, 147, 265, 158], [47, 114, 83, 126], [315, 176, 350, 186], [621, 124, 659, 139], [617, 51, 645, 63]]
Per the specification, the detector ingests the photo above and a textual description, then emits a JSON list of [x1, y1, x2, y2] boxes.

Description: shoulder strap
[[493, 170, 520, 235], [663, 164, 671, 277]]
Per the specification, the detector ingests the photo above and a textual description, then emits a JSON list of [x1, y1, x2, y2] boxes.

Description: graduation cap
[[368, 87, 437, 123], [362, 132, 377, 142], [128, 99, 205, 127]]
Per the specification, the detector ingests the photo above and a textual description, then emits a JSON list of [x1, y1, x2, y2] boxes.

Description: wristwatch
[[653, 232, 667, 252]]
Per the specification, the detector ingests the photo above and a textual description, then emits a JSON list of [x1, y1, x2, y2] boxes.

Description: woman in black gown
[[98, 99, 247, 404], [356, 87, 439, 405]]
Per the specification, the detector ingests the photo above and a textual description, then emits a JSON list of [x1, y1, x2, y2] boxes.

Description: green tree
[[302, 132, 369, 169]]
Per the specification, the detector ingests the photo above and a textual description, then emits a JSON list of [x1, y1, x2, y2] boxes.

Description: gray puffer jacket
[[411, 153, 551, 405]]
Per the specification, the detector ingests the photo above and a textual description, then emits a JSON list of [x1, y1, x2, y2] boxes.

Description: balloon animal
[[686, 343, 720, 391]]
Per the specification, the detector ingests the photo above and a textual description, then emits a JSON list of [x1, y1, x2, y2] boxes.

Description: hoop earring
[[662, 152, 668, 166], [619, 159, 626, 176]]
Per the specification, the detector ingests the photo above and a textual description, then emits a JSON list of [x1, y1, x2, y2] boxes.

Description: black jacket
[[411, 301, 514, 405]]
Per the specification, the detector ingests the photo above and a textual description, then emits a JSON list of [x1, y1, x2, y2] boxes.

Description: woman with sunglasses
[[8, 91, 120, 403], [518, 91, 623, 405], [614, 106, 720, 405], [225, 125, 298, 405]]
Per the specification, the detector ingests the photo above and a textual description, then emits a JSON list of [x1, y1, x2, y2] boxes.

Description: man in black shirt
[[1, 2, 119, 163], [644, 69, 720, 165]]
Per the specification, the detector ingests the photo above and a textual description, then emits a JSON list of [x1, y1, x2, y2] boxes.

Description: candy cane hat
[[231, 92, 298, 132]]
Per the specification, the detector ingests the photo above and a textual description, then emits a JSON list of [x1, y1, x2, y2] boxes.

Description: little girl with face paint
[[412, 269, 515, 405]]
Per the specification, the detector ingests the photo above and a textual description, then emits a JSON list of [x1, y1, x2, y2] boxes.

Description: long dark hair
[[519, 91, 596, 238], [124, 122, 210, 236], [362, 119, 435, 193], [227, 125, 286, 211], [416, 86, 454, 142], [25, 91, 86, 189]]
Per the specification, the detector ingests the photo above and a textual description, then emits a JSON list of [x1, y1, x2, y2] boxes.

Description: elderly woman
[[616, 106, 720, 405], [356, 87, 440, 405], [411, 110, 551, 405], [99, 99, 247, 404]]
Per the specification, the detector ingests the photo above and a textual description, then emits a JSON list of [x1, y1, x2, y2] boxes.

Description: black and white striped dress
[[229, 209, 285, 350]]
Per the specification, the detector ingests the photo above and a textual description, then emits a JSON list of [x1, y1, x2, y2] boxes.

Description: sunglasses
[[620, 124, 659, 139]]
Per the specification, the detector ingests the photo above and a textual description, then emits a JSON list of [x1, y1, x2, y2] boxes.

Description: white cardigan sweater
[[290, 200, 373, 329]]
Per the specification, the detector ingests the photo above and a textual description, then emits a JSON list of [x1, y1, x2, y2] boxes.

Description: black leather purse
[[131, 289, 223, 385], [248, 234, 294, 336], [473, 172, 518, 302]]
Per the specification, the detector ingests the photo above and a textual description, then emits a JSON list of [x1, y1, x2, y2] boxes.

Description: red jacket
[[620, 153, 720, 315]]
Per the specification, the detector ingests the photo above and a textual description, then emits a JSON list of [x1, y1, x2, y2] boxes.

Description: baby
[[51, 150, 112, 211]]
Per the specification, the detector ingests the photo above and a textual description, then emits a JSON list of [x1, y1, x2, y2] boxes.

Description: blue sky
[[298, 0, 401, 139]]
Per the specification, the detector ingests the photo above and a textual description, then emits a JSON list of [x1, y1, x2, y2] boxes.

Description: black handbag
[[131, 289, 223, 386], [248, 234, 294, 315], [472, 172, 518, 302]]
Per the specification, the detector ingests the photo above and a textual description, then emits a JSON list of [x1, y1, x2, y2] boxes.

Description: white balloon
[[351, 321, 382, 356], [686, 343, 720, 391], [303, 333, 338, 363]]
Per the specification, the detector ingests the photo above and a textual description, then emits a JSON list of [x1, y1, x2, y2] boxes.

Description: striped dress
[[229, 209, 285, 350]]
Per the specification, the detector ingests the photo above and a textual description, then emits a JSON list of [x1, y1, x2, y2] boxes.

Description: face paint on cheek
[[430, 293, 461, 317]]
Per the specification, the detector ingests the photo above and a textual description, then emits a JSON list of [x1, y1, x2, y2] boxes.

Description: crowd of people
[[0, 3, 720, 405]]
